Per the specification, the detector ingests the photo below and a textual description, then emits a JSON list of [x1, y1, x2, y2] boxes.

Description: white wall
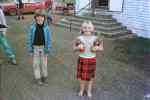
[[112, 0, 150, 38], [75, 0, 91, 14], [109, 0, 124, 12]]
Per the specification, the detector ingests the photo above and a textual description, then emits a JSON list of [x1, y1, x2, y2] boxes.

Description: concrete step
[[56, 11, 133, 39], [83, 8, 113, 15], [107, 33, 137, 40], [65, 17, 121, 27], [83, 10, 114, 16], [116, 33, 136, 40], [73, 15, 117, 23], [101, 30, 131, 38], [81, 9, 112, 17], [56, 22, 83, 31], [60, 20, 127, 32], [56, 22, 131, 38]]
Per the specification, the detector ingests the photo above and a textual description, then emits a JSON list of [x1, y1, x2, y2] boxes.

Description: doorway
[[95, 0, 109, 8]]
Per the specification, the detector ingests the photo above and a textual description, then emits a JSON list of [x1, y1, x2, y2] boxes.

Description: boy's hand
[[29, 53, 33, 56], [44, 48, 49, 54], [28, 55, 33, 64]]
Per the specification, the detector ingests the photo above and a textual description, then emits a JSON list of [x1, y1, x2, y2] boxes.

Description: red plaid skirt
[[77, 57, 96, 81]]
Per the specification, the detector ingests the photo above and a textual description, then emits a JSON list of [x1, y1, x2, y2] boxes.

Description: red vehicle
[[1, 0, 52, 15]]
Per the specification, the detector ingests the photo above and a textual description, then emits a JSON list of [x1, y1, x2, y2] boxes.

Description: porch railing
[[69, 1, 92, 32]]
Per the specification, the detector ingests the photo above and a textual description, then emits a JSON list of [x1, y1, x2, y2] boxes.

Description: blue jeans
[[0, 33, 15, 59]]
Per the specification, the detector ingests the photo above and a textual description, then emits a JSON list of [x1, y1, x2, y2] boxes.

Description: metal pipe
[[91, 0, 95, 16]]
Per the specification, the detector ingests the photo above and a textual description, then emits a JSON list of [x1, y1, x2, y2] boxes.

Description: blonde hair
[[80, 21, 95, 34]]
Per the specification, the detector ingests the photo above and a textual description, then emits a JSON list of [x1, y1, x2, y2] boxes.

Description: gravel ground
[[0, 15, 150, 100]]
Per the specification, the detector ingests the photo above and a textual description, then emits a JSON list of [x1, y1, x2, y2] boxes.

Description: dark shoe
[[36, 79, 43, 85], [22, 16, 24, 19], [18, 16, 20, 20], [41, 77, 48, 85]]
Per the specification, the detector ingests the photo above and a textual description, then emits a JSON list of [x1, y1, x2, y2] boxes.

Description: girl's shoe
[[87, 92, 92, 98], [78, 91, 84, 97]]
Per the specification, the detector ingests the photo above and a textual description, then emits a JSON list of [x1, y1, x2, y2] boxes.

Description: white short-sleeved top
[[77, 35, 98, 58]]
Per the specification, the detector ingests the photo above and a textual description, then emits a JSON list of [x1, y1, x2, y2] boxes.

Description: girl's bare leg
[[78, 80, 86, 96], [87, 79, 94, 98]]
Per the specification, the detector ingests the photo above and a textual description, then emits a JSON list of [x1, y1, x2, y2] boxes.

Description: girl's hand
[[99, 41, 104, 51], [99, 45, 104, 51], [78, 44, 84, 50], [94, 40, 104, 51], [78, 44, 85, 52], [91, 46, 99, 52], [94, 46, 99, 50]]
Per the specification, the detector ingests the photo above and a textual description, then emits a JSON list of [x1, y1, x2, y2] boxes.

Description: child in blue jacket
[[27, 9, 52, 85]]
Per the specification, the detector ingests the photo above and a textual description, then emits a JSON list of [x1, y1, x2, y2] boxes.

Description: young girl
[[73, 21, 104, 98], [27, 9, 52, 85]]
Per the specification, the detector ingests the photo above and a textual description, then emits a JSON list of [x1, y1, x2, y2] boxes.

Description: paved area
[[0, 15, 150, 100]]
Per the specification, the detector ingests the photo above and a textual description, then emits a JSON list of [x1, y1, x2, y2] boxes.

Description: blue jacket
[[27, 22, 52, 54]]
